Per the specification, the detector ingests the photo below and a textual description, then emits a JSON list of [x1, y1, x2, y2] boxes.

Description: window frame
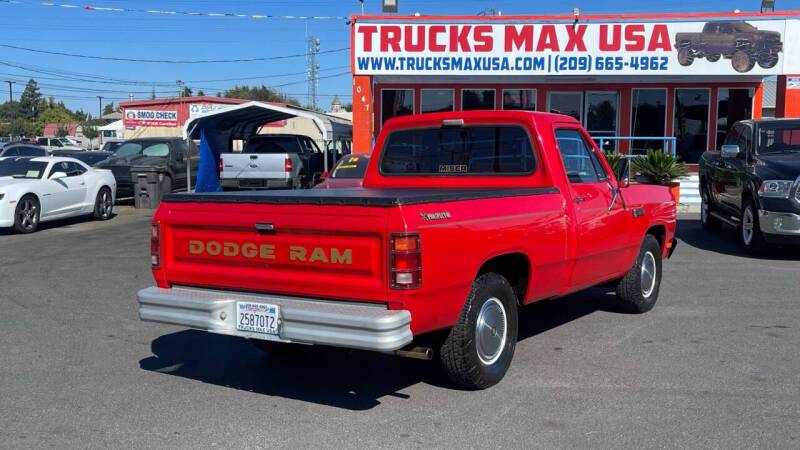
[[501, 88, 537, 111], [554, 126, 609, 184], [420, 88, 455, 114], [380, 88, 415, 125], [630, 88, 668, 152], [460, 89, 497, 111], [377, 124, 538, 178]]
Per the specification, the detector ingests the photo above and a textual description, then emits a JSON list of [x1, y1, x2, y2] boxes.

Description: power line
[[0, 44, 350, 64]]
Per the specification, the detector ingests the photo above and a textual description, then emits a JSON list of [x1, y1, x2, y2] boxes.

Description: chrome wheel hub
[[641, 251, 657, 298], [101, 192, 113, 217], [18, 199, 38, 229], [742, 207, 754, 245], [476, 297, 507, 366]]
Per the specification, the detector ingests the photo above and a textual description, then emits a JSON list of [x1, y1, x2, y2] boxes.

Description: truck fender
[[471, 250, 532, 305]]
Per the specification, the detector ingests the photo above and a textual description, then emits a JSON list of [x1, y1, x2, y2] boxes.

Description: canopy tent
[[182, 101, 352, 192]]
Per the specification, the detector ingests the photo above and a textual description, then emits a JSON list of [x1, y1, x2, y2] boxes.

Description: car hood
[[97, 154, 168, 168], [756, 153, 800, 180]]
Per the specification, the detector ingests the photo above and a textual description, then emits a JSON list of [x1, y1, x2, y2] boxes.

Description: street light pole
[[97, 96, 103, 120], [4, 80, 13, 103]]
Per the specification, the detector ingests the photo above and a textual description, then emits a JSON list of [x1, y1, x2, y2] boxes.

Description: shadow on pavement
[[139, 288, 618, 410], [0, 212, 118, 236], [677, 218, 800, 260]]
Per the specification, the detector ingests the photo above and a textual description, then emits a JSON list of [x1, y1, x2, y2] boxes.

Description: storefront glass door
[[548, 92, 583, 122], [585, 91, 619, 151], [674, 88, 710, 164], [716, 88, 754, 149]]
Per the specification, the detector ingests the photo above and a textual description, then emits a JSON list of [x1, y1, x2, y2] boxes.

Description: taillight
[[285, 158, 293, 173], [217, 157, 223, 174], [151, 222, 161, 268], [390, 233, 421, 289]]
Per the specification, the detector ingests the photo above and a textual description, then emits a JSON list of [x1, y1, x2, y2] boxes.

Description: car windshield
[[113, 141, 170, 157], [758, 124, 800, 154], [331, 155, 370, 179], [244, 136, 303, 154], [102, 142, 123, 152], [0, 160, 48, 179]]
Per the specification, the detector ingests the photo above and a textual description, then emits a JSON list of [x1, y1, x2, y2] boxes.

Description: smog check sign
[[124, 109, 179, 127], [353, 19, 797, 76]]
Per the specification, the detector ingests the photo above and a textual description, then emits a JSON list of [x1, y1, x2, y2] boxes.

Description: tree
[[8, 118, 38, 137], [151, 87, 156, 100], [18, 79, 44, 120], [196, 90, 205, 97], [56, 125, 70, 138], [223, 85, 299, 106], [181, 86, 193, 97], [343, 103, 353, 112], [81, 122, 99, 141], [102, 102, 117, 116]]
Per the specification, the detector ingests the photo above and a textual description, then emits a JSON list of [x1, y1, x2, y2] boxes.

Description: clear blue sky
[[0, 0, 797, 115]]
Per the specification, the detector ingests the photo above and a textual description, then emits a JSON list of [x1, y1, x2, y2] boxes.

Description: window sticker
[[26, 170, 40, 178]]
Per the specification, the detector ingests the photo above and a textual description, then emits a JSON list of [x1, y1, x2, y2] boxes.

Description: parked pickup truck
[[674, 21, 782, 73], [137, 111, 677, 389], [699, 118, 800, 253], [220, 134, 324, 190]]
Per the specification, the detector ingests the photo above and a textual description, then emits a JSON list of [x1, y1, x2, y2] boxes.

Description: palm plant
[[631, 150, 689, 185], [603, 151, 624, 175]]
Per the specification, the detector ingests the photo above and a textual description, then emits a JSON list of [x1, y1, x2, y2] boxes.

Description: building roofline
[[352, 10, 800, 23], [120, 96, 249, 108]]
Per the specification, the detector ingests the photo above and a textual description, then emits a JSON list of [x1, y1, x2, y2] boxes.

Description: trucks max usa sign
[[354, 20, 796, 76], [124, 109, 179, 127]]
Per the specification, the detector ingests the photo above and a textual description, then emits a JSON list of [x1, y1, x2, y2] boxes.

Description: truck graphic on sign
[[674, 21, 783, 73]]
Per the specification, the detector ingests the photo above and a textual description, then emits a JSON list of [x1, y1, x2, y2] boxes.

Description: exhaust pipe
[[393, 346, 433, 360]]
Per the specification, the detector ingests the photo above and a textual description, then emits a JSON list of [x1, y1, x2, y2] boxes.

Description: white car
[[0, 156, 117, 233]]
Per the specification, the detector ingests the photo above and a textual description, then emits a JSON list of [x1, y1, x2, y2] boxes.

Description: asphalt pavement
[[0, 207, 798, 448]]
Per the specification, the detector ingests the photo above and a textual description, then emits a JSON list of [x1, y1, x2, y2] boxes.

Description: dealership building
[[349, 10, 800, 168]]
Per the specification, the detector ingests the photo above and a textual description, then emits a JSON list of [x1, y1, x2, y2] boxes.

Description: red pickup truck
[[138, 111, 677, 389]]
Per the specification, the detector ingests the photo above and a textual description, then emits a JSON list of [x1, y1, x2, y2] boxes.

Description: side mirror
[[49, 171, 67, 180], [721, 144, 740, 158], [615, 157, 630, 188]]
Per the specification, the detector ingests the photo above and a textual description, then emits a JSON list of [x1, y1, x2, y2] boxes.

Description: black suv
[[95, 137, 198, 198], [698, 119, 800, 252]]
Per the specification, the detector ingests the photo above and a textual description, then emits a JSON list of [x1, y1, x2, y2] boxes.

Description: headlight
[[758, 180, 793, 198]]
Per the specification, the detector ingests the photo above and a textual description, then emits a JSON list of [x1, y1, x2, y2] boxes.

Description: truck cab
[[699, 118, 800, 252]]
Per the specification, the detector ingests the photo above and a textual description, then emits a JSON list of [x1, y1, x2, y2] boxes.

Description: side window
[[50, 161, 69, 177], [67, 162, 87, 175], [3, 147, 19, 157], [739, 125, 753, 157], [723, 125, 741, 147], [38, 138, 48, 146], [555, 129, 605, 183], [18, 147, 43, 156], [304, 138, 321, 154]]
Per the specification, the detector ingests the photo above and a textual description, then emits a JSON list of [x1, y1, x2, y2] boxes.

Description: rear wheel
[[439, 273, 518, 390], [741, 199, 767, 254], [93, 187, 113, 220], [732, 50, 755, 73], [615, 235, 662, 314], [700, 185, 722, 231], [757, 54, 779, 69], [14, 195, 40, 234]]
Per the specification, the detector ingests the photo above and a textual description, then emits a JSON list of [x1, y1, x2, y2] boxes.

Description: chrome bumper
[[758, 210, 800, 236], [137, 286, 412, 352]]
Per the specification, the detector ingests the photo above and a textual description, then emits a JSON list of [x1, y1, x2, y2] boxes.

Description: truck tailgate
[[220, 153, 289, 180], [157, 200, 389, 303]]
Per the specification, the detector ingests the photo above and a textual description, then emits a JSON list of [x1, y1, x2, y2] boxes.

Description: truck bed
[[163, 187, 559, 207]]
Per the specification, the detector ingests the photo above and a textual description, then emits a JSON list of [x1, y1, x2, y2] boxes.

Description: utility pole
[[307, 37, 320, 111], [176, 80, 185, 98], [129, 93, 134, 102], [359, 0, 364, 15], [4, 80, 14, 103], [97, 96, 103, 120]]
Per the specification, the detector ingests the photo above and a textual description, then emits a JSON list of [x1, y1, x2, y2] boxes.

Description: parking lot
[[1, 208, 798, 448]]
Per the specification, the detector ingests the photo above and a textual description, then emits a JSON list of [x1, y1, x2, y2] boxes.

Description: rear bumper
[[220, 178, 294, 189], [137, 286, 412, 352]]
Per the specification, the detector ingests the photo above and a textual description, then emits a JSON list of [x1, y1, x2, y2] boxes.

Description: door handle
[[574, 196, 587, 203]]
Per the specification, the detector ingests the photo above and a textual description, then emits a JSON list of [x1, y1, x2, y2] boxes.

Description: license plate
[[236, 302, 280, 335]]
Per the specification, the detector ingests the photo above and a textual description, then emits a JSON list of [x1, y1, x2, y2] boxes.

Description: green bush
[[603, 151, 624, 174], [631, 150, 689, 185]]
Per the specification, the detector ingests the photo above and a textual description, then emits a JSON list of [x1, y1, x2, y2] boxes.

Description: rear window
[[380, 125, 535, 175], [244, 136, 302, 154]]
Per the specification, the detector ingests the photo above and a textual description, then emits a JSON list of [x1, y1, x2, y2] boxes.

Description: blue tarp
[[194, 128, 222, 193]]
